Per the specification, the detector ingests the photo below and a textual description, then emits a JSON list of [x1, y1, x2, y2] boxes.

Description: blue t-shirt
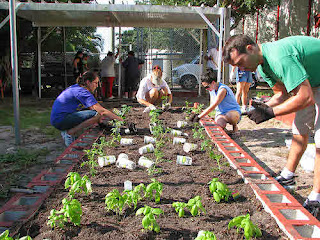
[[209, 83, 240, 116], [50, 84, 97, 126]]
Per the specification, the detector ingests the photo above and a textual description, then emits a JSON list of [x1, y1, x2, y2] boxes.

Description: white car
[[172, 56, 203, 90]]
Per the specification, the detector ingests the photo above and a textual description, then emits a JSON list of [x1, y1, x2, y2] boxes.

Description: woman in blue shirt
[[51, 71, 123, 146], [190, 69, 241, 135]]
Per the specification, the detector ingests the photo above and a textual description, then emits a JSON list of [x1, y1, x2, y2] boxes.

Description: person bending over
[[50, 71, 123, 147], [136, 65, 172, 113], [223, 34, 320, 217], [190, 69, 241, 134]]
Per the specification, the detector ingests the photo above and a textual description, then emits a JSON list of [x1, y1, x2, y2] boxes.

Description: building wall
[[233, 0, 319, 43]]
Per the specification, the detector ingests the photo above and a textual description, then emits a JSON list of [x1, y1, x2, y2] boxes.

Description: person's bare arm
[[137, 98, 154, 107], [198, 88, 227, 118], [265, 82, 289, 107], [89, 103, 123, 121], [73, 58, 79, 68], [271, 79, 315, 116]]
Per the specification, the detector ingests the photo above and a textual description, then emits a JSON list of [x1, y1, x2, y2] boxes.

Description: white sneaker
[[108, 96, 115, 99], [241, 105, 247, 114], [61, 131, 76, 147]]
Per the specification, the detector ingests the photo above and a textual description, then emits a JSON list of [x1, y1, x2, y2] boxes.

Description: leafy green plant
[[187, 196, 206, 216], [195, 230, 217, 240], [172, 201, 187, 217], [136, 205, 163, 233], [228, 213, 262, 240], [82, 148, 99, 176], [182, 101, 193, 116], [191, 103, 204, 114], [47, 198, 82, 229], [0, 230, 32, 240], [209, 150, 223, 170], [105, 189, 128, 215], [208, 178, 232, 203], [144, 178, 163, 203], [120, 105, 132, 119], [201, 139, 212, 151], [65, 172, 92, 198], [147, 165, 163, 176]]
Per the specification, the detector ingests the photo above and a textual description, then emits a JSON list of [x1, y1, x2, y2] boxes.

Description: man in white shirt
[[136, 65, 172, 113]]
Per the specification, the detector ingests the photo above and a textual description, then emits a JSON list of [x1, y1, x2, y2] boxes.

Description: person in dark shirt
[[122, 51, 145, 99], [72, 50, 84, 86]]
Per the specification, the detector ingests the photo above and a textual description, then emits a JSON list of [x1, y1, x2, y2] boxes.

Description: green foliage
[[195, 230, 217, 240], [65, 172, 92, 198], [136, 205, 163, 233], [47, 198, 82, 229], [208, 178, 232, 203], [105, 189, 128, 215], [200, 139, 212, 151], [192, 125, 205, 140], [209, 150, 223, 170], [0, 148, 49, 172], [113, 105, 132, 119], [82, 148, 99, 176], [172, 202, 187, 217], [147, 165, 163, 176], [255, 90, 273, 98], [191, 104, 204, 114], [0, 230, 32, 240], [228, 213, 262, 240], [144, 178, 163, 203], [124, 183, 146, 209], [187, 196, 206, 216]]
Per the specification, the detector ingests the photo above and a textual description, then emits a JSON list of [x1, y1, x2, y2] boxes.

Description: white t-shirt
[[100, 56, 116, 77], [207, 48, 219, 70], [136, 74, 172, 101]]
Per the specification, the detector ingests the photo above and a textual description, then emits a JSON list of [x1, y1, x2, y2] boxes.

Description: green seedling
[[201, 139, 212, 151], [47, 198, 82, 229], [82, 147, 99, 176], [191, 103, 204, 114], [0, 230, 32, 240], [124, 184, 145, 209], [187, 196, 206, 216], [208, 178, 232, 203], [209, 150, 223, 170], [105, 189, 128, 215], [228, 213, 262, 240], [195, 230, 217, 240], [172, 201, 187, 217], [144, 178, 163, 203], [183, 101, 193, 116], [65, 172, 92, 198], [136, 205, 163, 233], [120, 105, 132, 119], [148, 165, 163, 176]]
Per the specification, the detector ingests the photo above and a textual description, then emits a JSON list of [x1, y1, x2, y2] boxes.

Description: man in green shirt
[[223, 34, 320, 218]]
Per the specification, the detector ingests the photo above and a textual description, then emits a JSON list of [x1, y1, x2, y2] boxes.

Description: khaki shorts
[[292, 87, 320, 147]]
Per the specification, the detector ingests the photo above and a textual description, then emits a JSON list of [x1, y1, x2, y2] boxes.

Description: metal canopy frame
[[1, 1, 230, 145]]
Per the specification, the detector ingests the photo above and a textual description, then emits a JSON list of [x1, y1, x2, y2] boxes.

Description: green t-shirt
[[257, 36, 320, 93]]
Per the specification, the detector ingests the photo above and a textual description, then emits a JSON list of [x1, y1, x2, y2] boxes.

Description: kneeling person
[[136, 65, 172, 113], [50, 71, 123, 147], [191, 69, 241, 134]]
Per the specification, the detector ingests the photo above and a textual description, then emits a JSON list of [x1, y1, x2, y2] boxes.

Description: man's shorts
[[292, 87, 320, 147], [236, 70, 253, 83], [54, 110, 98, 131]]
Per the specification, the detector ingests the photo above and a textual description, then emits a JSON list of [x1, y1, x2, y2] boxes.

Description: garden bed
[[18, 106, 286, 239]]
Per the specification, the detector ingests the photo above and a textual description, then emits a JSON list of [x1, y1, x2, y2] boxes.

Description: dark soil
[[18, 107, 286, 240]]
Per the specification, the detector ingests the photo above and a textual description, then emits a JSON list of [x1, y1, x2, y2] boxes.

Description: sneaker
[[61, 131, 76, 147], [303, 199, 320, 218], [275, 175, 296, 191], [108, 96, 115, 99]]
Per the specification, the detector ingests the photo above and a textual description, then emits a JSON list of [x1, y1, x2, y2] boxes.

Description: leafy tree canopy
[[140, 0, 279, 29]]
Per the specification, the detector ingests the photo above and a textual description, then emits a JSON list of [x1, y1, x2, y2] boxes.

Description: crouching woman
[[50, 71, 123, 146], [191, 69, 241, 135]]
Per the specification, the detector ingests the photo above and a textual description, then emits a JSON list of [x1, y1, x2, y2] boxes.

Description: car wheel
[[180, 75, 197, 90]]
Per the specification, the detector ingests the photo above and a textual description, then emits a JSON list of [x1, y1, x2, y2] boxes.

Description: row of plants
[[41, 103, 263, 239]]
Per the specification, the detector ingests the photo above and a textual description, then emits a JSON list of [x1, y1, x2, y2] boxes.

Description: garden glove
[[247, 100, 275, 124], [143, 104, 157, 113], [189, 113, 200, 123], [127, 122, 137, 133]]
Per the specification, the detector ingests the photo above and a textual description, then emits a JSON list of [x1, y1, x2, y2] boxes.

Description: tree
[[145, 0, 278, 30]]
